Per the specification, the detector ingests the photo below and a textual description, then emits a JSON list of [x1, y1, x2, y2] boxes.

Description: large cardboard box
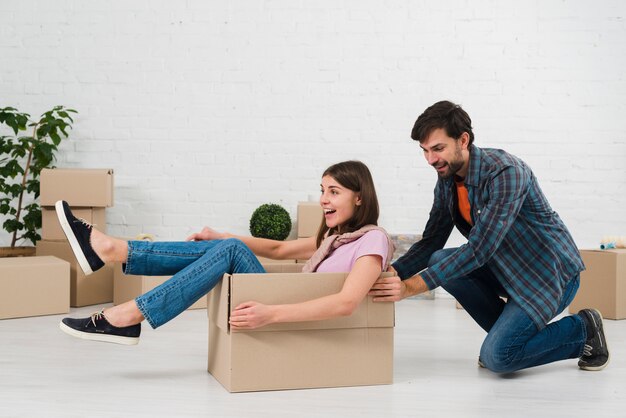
[[207, 272, 394, 392], [113, 262, 206, 310], [297, 202, 323, 238], [569, 249, 626, 320], [40, 168, 114, 207], [41, 207, 106, 240], [36, 240, 114, 307], [1, 256, 70, 320]]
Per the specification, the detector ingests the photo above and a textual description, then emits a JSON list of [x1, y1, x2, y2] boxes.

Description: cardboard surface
[[42, 207, 106, 240], [36, 240, 113, 307], [569, 249, 626, 320], [40, 168, 114, 207], [113, 262, 206, 310], [297, 202, 323, 238], [207, 272, 394, 392], [0, 256, 70, 320]]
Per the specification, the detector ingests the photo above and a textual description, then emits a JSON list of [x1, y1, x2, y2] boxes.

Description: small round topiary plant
[[249, 203, 291, 241]]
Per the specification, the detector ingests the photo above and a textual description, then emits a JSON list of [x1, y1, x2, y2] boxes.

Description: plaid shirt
[[393, 145, 584, 328]]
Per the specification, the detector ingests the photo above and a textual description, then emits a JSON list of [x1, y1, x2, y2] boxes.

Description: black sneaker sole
[[59, 321, 140, 346], [55, 200, 94, 275], [579, 308, 610, 371]]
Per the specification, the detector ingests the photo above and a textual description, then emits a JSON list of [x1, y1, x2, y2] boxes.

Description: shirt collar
[[464, 145, 482, 187]]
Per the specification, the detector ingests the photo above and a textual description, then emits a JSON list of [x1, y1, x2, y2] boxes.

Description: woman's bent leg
[[135, 239, 265, 329], [124, 239, 227, 276]]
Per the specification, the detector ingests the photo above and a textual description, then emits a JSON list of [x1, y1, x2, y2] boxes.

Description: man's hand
[[368, 275, 409, 302], [369, 265, 430, 302], [186, 226, 225, 242]]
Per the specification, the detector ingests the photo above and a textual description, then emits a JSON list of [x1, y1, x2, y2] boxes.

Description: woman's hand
[[186, 226, 226, 242], [229, 301, 275, 330]]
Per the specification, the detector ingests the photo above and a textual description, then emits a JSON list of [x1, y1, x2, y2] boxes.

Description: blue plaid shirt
[[393, 145, 584, 328]]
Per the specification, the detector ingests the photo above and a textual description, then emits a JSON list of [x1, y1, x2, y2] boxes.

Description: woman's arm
[[187, 226, 317, 260], [229, 254, 383, 330]]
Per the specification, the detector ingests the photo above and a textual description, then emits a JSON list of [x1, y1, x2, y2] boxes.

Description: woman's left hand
[[229, 301, 275, 330]]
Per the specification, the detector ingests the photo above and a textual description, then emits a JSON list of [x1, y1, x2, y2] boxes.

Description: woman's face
[[320, 175, 361, 231]]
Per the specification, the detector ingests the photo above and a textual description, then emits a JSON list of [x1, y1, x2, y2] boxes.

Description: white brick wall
[[1, 0, 625, 249]]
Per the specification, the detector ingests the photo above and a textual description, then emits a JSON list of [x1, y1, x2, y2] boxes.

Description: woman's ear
[[355, 194, 362, 206]]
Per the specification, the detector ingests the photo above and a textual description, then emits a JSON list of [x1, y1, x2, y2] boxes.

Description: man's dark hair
[[411, 100, 474, 146]]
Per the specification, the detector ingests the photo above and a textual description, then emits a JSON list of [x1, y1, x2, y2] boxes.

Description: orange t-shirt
[[455, 177, 473, 226]]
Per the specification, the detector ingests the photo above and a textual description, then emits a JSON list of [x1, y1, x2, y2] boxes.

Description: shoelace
[[90, 311, 105, 327], [582, 343, 593, 357], [74, 217, 95, 229]]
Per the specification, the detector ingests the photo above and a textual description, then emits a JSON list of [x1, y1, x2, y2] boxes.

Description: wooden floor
[[1, 297, 624, 418]]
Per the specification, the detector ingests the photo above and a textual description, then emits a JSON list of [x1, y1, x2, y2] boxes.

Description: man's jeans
[[433, 248, 586, 373], [125, 239, 265, 329]]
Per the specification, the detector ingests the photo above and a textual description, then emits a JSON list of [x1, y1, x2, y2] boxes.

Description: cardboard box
[[36, 240, 114, 307], [207, 272, 394, 392], [256, 256, 295, 265], [262, 262, 305, 273], [569, 249, 626, 320], [42, 207, 106, 240], [1, 256, 70, 320], [113, 262, 206, 310], [40, 168, 114, 207], [297, 202, 323, 238]]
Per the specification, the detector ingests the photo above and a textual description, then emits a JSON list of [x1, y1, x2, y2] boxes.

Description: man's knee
[[479, 338, 521, 374]]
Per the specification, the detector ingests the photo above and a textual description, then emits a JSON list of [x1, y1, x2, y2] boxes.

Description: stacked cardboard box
[[297, 201, 323, 239], [569, 249, 626, 320], [0, 256, 70, 320], [36, 168, 115, 307], [207, 268, 395, 392]]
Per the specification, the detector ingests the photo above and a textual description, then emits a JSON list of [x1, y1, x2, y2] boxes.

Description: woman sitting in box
[[56, 160, 394, 345]]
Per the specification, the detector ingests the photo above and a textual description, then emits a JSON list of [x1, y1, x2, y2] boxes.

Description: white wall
[[1, 0, 625, 248]]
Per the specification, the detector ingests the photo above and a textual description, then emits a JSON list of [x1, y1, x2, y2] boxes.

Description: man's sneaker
[[55, 200, 104, 275], [59, 311, 141, 345], [578, 309, 610, 371]]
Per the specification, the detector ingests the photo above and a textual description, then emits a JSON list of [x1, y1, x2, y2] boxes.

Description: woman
[[57, 160, 394, 345]]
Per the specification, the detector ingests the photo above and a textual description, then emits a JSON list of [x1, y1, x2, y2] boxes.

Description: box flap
[[208, 274, 232, 332], [262, 262, 305, 273], [580, 248, 626, 254], [228, 272, 394, 332]]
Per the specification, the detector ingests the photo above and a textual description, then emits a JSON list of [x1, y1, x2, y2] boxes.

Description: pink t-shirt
[[314, 230, 390, 273]]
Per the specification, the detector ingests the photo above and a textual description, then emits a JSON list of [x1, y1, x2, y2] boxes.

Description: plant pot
[[0, 246, 36, 258]]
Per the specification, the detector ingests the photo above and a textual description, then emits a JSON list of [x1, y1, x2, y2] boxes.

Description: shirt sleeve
[[420, 164, 530, 289], [353, 230, 390, 269], [392, 179, 454, 281]]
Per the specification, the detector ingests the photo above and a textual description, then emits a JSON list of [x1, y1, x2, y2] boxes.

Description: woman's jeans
[[433, 248, 586, 373], [126, 239, 265, 329]]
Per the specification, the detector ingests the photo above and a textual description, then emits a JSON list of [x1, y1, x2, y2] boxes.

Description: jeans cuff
[[135, 297, 157, 329]]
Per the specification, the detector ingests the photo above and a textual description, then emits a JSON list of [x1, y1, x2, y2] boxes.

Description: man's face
[[420, 128, 470, 179]]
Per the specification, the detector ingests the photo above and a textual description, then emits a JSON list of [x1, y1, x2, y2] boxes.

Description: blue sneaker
[[55, 200, 104, 275]]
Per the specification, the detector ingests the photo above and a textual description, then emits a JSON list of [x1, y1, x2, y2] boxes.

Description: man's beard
[[436, 159, 464, 179], [435, 145, 464, 179]]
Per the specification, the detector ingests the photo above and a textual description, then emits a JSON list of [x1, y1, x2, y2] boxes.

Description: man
[[370, 100, 609, 372]]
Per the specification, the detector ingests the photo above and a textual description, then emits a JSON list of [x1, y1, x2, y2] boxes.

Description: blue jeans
[[126, 239, 265, 329], [433, 248, 586, 373]]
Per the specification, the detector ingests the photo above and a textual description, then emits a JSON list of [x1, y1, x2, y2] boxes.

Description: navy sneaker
[[60, 311, 141, 345], [55, 200, 104, 275], [578, 309, 610, 371]]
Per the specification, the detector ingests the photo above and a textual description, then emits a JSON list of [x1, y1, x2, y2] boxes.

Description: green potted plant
[[249, 203, 292, 241], [0, 105, 77, 257]]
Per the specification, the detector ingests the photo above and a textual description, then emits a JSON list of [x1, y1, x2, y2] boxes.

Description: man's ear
[[459, 132, 470, 150]]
